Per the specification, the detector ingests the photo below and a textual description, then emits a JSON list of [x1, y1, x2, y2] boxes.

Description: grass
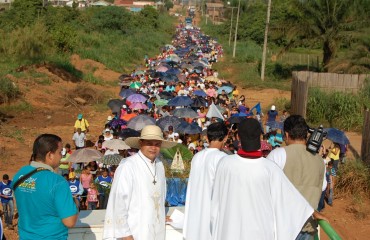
[[0, 76, 21, 103], [83, 72, 104, 85], [0, 101, 33, 113], [2, 128, 25, 143]]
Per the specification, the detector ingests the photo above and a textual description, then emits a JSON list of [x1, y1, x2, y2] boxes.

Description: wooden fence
[[292, 71, 370, 93], [290, 76, 308, 118], [361, 109, 370, 166]]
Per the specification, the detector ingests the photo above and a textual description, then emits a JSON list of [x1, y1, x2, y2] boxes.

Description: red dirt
[[0, 25, 368, 240]]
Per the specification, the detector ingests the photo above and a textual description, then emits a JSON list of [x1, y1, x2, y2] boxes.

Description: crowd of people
[[0, 21, 348, 240]]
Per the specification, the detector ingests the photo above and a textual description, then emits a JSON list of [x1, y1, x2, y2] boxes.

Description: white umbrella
[[67, 148, 103, 163], [102, 139, 131, 151]]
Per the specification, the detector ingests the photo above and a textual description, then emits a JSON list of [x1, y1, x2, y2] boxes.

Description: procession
[[1, 6, 359, 240]]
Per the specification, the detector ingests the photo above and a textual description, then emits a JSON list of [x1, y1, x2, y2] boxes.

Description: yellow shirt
[[74, 118, 89, 132], [329, 147, 340, 160], [69, 171, 76, 179]]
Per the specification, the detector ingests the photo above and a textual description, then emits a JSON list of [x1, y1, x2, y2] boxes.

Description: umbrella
[[191, 97, 208, 108], [324, 128, 350, 145], [67, 148, 103, 163], [156, 66, 168, 72], [127, 115, 156, 131], [163, 75, 179, 83], [173, 108, 198, 118], [119, 128, 140, 140], [181, 63, 193, 70], [156, 116, 182, 131], [166, 68, 181, 75], [127, 94, 147, 103], [178, 122, 202, 135], [154, 99, 168, 106], [133, 70, 145, 76], [217, 86, 233, 94], [118, 74, 131, 81], [107, 99, 125, 113], [205, 76, 220, 82], [130, 82, 142, 89], [266, 121, 283, 130], [193, 90, 207, 97], [102, 139, 131, 151], [167, 96, 193, 107], [119, 88, 135, 98], [227, 116, 243, 124], [129, 102, 148, 110], [109, 119, 127, 129], [96, 154, 123, 165], [158, 91, 173, 100]]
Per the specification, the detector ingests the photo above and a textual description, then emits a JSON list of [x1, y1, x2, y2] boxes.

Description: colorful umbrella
[[129, 82, 142, 89], [127, 94, 147, 103], [129, 102, 148, 110], [154, 99, 168, 106]]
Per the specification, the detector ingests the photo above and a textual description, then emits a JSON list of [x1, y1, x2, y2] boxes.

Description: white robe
[[183, 148, 228, 240], [211, 155, 313, 240], [103, 151, 166, 240]]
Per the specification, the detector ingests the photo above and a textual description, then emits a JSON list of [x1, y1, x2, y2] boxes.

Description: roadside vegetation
[[0, 0, 175, 102]]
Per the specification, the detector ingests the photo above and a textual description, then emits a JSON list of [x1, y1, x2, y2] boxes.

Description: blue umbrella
[[119, 88, 135, 98], [193, 90, 207, 97], [156, 116, 182, 131], [217, 86, 233, 94], [109, 119, 127, 129], [127, 115, 156, 131], [173, 108, 198, 118], [166, 68, 181, 75], [163, 75, 179, 83], [158, 91, 173, 100], [191, 97, 207, 108], [324, 128, 350, 145], [266, 121, 283, 130], [119, 128, 140, 140], [178, 122, 202, 135], [167, 96, 193, 107]]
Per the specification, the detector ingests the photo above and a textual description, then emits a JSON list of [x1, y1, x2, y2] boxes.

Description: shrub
[[336, 160, 370, 197], [0, 76, 20, 103]]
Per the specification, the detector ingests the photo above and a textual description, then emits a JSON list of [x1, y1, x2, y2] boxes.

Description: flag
[[206, 103, 225, 120], [250, 102, 261, 114]]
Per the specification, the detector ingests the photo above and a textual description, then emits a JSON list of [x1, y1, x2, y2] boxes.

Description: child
[[87, 183, 99, 210], [326, 161, 335, 206]]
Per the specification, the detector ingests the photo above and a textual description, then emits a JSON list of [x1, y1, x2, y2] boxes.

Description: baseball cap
[[77, 113, 83, 119], [238, 118, 262, 151]]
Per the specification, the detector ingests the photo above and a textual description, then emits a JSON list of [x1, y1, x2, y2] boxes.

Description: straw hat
[[125, 125, 178, 149]]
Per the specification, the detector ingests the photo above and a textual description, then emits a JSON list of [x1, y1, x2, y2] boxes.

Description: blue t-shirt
[[0, 180, 13, 203], [95, 175, 112, 195], [12, 166, 78, 240], [267, 110, 278, 122], [268, 133, 283, 148]]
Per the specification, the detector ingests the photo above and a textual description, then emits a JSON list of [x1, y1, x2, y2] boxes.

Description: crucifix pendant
[[153, 179, 157, 185]]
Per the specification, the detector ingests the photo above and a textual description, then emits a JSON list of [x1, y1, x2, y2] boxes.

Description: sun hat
[[77, 113, 83, 119], [271, 105, 276, 111], [238, 118, 262, 151], [125, 125, 178, 149]]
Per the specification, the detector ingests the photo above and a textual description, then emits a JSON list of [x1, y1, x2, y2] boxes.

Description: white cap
[[188, 143, 196, 149], [174, 133, 179, 137], [107, 116, 113, 121], [105, 128, 111, 132], [61, 148, 66, 156], [271, 105, 276, 111]]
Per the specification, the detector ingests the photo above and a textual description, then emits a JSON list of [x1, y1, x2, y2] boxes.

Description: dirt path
[[0, 9, 367, 239]]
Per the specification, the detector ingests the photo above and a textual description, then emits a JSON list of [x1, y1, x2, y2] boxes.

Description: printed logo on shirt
[[70, 185, 78, 193], [18, 176, 37, 192], [2, 188, 12, 196]]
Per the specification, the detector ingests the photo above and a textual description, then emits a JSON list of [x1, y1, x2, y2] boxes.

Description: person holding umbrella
[[103, 125, 177, 240]]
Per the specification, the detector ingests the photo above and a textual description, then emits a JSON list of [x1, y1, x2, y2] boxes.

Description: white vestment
[[183, 148, 228, 240], [103, 151, 166, 240], [211, 155, 313, 240]]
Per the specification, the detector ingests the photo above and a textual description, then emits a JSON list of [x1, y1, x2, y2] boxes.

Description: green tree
[[284, 0, 365, 70]]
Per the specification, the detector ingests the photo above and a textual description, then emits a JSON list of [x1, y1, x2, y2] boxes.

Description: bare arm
[[62, 214, 78, 228]]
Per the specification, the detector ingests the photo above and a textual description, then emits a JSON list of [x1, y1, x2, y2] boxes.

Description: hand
[[313, 211, 330, 223], [123, 236, 134, 240]]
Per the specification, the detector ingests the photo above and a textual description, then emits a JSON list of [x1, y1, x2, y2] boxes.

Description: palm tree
[[278, 0, 365, 71]]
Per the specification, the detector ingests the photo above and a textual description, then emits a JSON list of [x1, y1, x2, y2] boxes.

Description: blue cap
[[78, 113, 83, 119]]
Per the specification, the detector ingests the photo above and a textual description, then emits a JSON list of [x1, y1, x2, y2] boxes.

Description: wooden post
[[361, 109, 370, 165], [290, 72, 309, 118], [307, 55, 310, 71]]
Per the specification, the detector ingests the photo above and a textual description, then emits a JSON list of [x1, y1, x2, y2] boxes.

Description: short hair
[[31, 134, 62, 162], [3, 174, 9, 180], [207, 122, 228, 142], [65, 143, 71, 149], [283, 115, 308, 140]]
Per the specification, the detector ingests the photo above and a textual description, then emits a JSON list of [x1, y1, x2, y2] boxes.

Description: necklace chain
[[138, 152, 157, 185]]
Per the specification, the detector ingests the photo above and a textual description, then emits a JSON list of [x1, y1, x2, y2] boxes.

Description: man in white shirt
[[183, 122, 228, 240], [103, 125, 177, 240], [72, 128, 86, 149], [173, 133, 183, 143]]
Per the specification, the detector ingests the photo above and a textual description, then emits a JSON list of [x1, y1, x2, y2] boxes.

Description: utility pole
[[260, 0, 272, 81], [232, 0, 241, 58], [227, 2, 237, 47]]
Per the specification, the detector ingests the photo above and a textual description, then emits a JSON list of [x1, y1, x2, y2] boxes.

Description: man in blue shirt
[[12, 134, 78, 240], [0, 174, 14, 230]]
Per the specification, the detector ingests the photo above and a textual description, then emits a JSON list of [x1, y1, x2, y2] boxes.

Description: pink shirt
[[87, 188, 98, 202], [80, 173, 92, 188]]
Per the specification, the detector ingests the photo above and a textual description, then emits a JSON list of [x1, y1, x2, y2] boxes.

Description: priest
[[183, 122, 228, 240], [103, 125, 177, 240], [210, 118, 327, 240]]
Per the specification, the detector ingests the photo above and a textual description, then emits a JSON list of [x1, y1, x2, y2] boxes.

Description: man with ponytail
[[12, 134, 78, 240]]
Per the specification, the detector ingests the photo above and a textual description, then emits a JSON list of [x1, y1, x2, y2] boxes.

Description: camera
[[306, 125, 327, 154]]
